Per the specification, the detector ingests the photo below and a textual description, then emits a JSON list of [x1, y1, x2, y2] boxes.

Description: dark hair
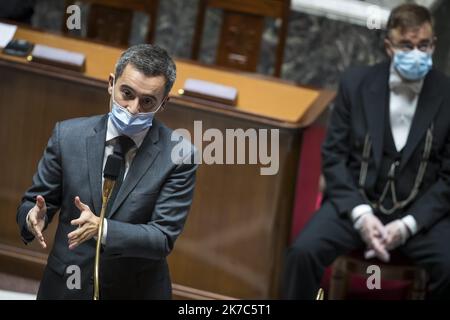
[[114, 44, 176, 96], [387, 4, 433, 36]]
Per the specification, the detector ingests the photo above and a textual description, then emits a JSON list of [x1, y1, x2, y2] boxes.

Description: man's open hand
[[27, 195, 48, 249], [68, 196, 100, 250]]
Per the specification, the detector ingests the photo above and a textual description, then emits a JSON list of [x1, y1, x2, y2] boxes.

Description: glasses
[[388, 39, 434, 52]]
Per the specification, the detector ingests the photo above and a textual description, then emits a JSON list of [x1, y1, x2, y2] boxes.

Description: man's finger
[[35, 196, 47, 219], [364, 249, 376, 259], [74, 196, 89, 212], [68, 240, 78, 250], [36, 195, 46, 209], [68, 229, 90, 250], [371, 220, 386, 240], [33, 226, 43, 240], [371, 237, 390, 262], [70, 214, 88, 226], [68, 225, 85, 240], [70, 218, 83, 226], [29, 213, 37, 228], [33, 226, 47, 249], [37, 237, 47, 249], [384, 232, 393, 245]]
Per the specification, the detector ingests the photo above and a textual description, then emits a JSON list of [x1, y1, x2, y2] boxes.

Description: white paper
[[0, 22, 18, 48], [31, 44, 85, 66], [184, 78, 237, 101]]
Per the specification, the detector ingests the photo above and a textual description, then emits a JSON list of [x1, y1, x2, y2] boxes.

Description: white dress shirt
[[388, 63, 424, 151], [350, 64, 423, 236], [100, 117, 149, 244]]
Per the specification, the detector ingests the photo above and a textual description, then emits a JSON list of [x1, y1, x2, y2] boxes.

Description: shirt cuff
[[94, 218, 107, 245], [102, 218, 107, 245], [350, 204, 373, 223], [401, 215, 419, 236]]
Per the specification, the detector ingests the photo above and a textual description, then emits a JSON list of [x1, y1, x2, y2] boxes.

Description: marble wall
[[6, 0, 449, 89]]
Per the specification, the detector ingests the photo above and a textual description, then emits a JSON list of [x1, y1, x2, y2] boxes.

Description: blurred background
[[2, 0, 449, 88]]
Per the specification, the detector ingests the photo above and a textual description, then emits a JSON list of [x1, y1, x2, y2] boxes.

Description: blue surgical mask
[[108, 78, 161, 136], [393, 49, 432, 81]]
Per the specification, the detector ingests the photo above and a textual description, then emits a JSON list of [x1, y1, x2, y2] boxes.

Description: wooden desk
[[0, 25, 334, 299]]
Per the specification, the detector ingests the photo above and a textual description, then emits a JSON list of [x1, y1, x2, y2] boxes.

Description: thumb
[[36, 195, 46, 210], [35, 195, 47, 218], [74, 196, 89, 212]]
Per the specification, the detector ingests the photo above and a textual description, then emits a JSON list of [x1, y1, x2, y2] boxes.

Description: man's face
[[384, 22, 434, 58], [108, 64, 168, 115]]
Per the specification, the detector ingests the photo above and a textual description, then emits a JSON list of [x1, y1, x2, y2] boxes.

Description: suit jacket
[[322, 61, 450, 230], [17, 115, 198, 299]]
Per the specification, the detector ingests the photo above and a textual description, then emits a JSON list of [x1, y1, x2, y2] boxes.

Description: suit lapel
[[400, 70, 443, 170], [107, 122, 161, 219], [86, 115, 108, 215], [362, 62, 390, 170]]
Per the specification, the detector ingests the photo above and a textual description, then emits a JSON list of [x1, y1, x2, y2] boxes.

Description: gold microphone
[[93, 154, 122, 300]]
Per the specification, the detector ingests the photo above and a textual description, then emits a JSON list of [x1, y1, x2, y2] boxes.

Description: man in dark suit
[[16, 44, 198, 299], [283, 4, 450, 299]]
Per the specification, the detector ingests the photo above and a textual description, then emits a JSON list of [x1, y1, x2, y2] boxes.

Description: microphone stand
[[93, 154, 121, 300], [93, 179, 115, 300]]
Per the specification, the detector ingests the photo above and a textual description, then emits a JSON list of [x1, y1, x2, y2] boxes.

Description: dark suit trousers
[[282, 201, 450, 299]]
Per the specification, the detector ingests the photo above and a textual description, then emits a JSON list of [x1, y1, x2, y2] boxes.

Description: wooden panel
[[172, 283, 237, 300], [0, 244, 46, 280], [208, 0, 285, 18], [6, 27, 324, 124], [216, 12, 264, 72], [192, 0, 291, 77], [74, 0, 156, 12], [87, 4, 133, 47], [63, 0, 159, 46]]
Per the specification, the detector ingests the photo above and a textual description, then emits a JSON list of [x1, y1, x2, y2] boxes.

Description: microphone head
[[104, 154, 122, 180]]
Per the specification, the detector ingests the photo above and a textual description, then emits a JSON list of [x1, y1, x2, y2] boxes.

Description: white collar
[[389, 62, 424, 95], [106, 117, 148, 148]]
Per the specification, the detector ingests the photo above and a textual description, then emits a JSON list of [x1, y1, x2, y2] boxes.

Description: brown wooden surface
[[191, 0, 290, 77], [0, 25, 334, 299], [6, 26, 328, 124]]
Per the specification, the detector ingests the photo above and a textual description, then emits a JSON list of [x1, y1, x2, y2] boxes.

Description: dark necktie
[[105, 136, 135, 216]]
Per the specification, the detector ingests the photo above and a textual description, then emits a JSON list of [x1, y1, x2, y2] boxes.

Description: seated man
[[283, 4, 450, 299], [17, 44, 198, 299]]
